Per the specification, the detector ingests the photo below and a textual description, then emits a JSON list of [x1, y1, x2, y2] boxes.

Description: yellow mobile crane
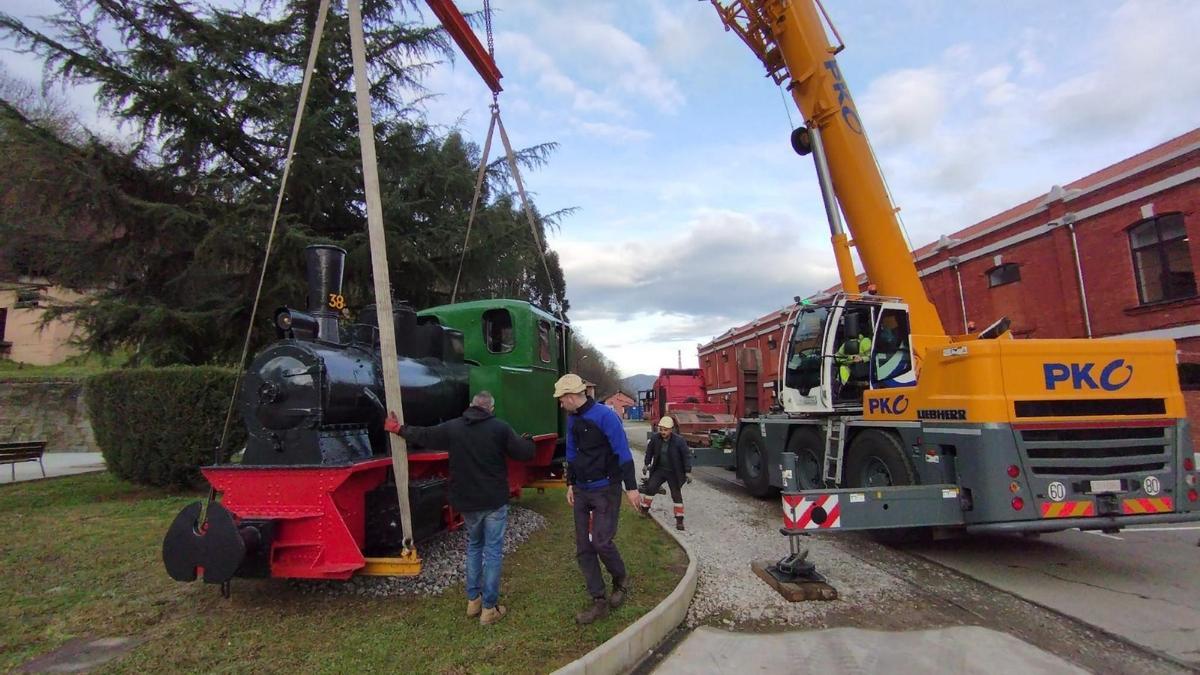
[[707, 0, 1200, 534]]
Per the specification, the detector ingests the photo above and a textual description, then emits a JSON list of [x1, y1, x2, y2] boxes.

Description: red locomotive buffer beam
[[186, 434, 562, 582], [203, 460, 395, 580], [425, 0, 503, 94]]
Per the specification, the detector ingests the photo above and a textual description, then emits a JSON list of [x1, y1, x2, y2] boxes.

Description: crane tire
[[736, 425, 772, 497], [785, 427, 825, 490]]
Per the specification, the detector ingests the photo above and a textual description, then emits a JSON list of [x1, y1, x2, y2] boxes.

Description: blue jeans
[[462, 504, 508, 608]]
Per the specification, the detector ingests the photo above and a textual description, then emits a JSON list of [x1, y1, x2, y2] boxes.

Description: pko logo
[[1043, 359, 1134, 391], [868, 394, 909, 415]]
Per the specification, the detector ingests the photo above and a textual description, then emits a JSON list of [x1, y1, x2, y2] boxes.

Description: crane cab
[[778, 293, 915, 415]]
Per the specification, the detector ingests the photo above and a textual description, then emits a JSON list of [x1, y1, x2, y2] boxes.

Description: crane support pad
[[751, 560, 838, 602], [781, 484, 965, 532]]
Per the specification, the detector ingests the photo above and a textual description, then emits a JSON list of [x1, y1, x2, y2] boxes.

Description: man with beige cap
[[553, 373, 640, 625]]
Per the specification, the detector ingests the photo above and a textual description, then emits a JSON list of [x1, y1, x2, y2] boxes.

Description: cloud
[[546, 18, 685, 114], [858, 67, 948, 149], [1036, 0, 1200, 140], [494, 33, 630, 118], [557, 209, 839, 324], [573, 119, 652, 143]]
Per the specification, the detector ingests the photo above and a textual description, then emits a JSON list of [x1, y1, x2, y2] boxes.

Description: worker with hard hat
[[552, 373, 640, 625], [640, 415, 693, 531]]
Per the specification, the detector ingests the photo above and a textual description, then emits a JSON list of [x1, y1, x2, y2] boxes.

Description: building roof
[[911, 127, 1200, 260]]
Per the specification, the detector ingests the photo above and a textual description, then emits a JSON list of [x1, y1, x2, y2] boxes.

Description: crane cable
[[450, 1, 563, 321], [204, 0, 333, 523]]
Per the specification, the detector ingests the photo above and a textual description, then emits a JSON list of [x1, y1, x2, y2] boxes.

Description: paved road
[[622, 421, 1193, 673], [903, 525, 1200, 667], [675, 446, 1200, 671], [1, 452, 106, 483]]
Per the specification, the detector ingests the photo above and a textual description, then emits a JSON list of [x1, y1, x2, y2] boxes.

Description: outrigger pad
[[162, 502, 246, 583]]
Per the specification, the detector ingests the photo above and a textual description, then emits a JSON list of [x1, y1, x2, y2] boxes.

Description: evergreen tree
[[0, 0, 568, 365]]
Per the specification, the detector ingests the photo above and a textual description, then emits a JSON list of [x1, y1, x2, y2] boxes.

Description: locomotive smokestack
[[305, 244, 346, 342]]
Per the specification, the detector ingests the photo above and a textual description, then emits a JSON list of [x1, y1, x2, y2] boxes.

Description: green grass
[[0, 473, 686, 674], [0, 351, 130, 380]]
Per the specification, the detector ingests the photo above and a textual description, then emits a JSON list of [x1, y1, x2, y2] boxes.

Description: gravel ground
[[626, 424, 1192, 674], [292, 505, 546, 598], [627, 432, 905, 628]]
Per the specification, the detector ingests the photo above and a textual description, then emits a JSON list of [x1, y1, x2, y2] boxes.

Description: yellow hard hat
[[553, 373, 587, 398]]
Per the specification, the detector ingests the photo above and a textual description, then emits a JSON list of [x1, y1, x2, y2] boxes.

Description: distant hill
[[620, 374, 656, 395]]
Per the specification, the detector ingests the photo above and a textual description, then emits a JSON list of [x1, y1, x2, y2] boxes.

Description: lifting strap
[[449, 1, 562, 320], [449, 103, 562, 319], [348, 0, 415, 554]]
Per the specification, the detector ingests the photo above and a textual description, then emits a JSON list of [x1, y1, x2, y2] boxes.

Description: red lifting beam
[[425, 0, 503, 94]]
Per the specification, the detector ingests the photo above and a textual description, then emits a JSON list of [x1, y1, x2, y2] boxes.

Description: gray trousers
[[573, 484, 627, 599]]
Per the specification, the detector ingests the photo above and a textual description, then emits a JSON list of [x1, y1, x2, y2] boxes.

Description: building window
[[986, 263, 1021, 288], [1130, 213, 1196, 304], [15, 288, 43, 309]]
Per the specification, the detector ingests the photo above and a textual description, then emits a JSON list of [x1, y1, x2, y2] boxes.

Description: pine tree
[[0, 0, 568, 365]]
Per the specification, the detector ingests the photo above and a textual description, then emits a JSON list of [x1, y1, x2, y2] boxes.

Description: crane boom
[[712, 0, 945, 339]]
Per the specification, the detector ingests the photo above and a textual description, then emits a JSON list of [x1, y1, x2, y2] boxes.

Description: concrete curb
[[551, 514, 697, 675]]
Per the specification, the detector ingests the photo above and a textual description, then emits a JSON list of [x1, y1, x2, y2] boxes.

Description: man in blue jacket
[[384, 391, 534, 626], [553, 373, 640, 625]]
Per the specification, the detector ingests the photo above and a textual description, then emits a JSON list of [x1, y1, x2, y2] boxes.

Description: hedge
[[85, 367, 246, 487]]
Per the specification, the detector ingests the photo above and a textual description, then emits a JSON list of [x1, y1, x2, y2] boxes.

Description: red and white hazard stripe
[[781, 493, 841, 530]]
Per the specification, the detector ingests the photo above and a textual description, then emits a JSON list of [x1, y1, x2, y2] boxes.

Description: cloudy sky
[[5, 0, 1200, 377]]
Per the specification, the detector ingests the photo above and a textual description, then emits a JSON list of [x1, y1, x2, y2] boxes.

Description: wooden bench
[[0, 440, 47, 481]]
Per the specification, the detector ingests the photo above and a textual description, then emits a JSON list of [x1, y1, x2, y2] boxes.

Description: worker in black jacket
[[639, 416, 693, 531], [384, 391, 534, 626]]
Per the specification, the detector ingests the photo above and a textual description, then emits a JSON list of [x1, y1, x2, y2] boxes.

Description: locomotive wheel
[[737, 425, 772, 497], [785, 427, 825, 490]]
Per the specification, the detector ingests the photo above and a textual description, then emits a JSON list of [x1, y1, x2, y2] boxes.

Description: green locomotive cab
[[420, 299, 569, 441]]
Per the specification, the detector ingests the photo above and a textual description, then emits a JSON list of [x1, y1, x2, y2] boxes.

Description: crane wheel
[[845, 430, 928, 544], [845, 429, 916, 489], [785, 427, 824, 490], [736, 426, 773, 497]]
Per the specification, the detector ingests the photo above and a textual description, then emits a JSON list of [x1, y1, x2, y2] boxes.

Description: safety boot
[[466, 596, 483, 618], [609, 578, 630, 608], [675, 516, 685, 531], [480, 605, 508, 625], [575, 598, 610, 625]]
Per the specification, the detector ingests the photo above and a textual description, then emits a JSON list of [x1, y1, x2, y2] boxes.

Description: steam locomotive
[[162, 245, 568, 583]]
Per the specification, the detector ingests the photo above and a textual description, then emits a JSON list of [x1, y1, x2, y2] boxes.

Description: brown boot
[[480, 604, 507, 625], [466, 596, 483, 617], [609, 578, 630, 608], [575, 598, 610, 625]]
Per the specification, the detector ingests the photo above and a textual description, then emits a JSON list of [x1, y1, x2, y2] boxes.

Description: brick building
[[602, 391, 636, 419], [699, 128, 1200, 420]]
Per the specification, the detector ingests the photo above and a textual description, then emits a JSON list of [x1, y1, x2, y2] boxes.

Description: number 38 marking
[[328, 293, 345, 310]]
